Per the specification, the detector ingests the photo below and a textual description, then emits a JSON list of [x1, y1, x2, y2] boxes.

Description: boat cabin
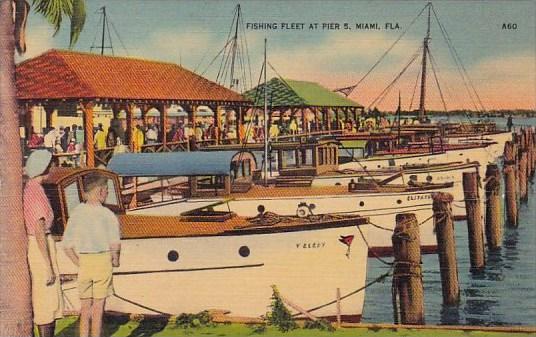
[[42, 168, 125, 235], [274, 139, 339, 177], [107, 151, 257, 207]]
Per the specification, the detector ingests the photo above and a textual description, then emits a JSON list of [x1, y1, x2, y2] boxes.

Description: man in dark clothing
[[507, 115, 513, 132]]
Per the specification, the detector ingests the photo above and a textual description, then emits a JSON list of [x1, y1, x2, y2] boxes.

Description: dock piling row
[[503, 141, 518, 227], [392, 213, 425, 325], [432, 193, 460, 305], [484, 164, 502, 250], [462, 172, 485, 270]]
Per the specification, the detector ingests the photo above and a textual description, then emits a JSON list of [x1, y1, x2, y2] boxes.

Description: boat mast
[[229, 4, 241, 89], [263, 38, 268, 185], [397, 91, 402, 145], [100, 6, 107, 55], [418, 3, 431, 122]]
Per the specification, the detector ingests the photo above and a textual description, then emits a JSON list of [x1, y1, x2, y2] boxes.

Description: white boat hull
[[56, 223, 368, 320], [313, 162, 480, 219], [131, 186, 456, 255]]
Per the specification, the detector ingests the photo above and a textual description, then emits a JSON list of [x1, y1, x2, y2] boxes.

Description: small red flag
[[339, 235, 354, 247]]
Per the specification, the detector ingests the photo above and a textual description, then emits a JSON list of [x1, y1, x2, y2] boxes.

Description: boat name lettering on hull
[[407, 194, 432, 201], [296, 242, 326, 249]]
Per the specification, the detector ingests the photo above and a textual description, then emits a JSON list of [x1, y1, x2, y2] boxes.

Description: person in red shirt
[[23, 150, 63, 337]]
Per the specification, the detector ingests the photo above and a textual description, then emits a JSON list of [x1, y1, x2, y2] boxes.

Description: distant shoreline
[[385, 110, 536, 118]]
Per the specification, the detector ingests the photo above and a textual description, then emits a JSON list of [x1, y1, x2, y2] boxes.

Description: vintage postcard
[[0, 0, 534, 336]]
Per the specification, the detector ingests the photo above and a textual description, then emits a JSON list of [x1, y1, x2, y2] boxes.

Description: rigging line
[[367, 46, 422, 110], [292, 267, 394, 316], [109, 18, 129, 56], [217, 40, 234, 84], [357, 224, 394, 266], [236, 42, 248, 93], [431, 6, 484, 113], [336, 3, 430, 97], [199, 39, 233, 76], [89, 14, 103, 52], [267, 61, 307, 106], [437, 14, 487, 113], [104, 14, 114, 56], [431, 14, 477, 125], [409, 66, 422, 112], [238, 12, 253, 90], [427, 49, 448, 112], [216, 5, 239, 84]]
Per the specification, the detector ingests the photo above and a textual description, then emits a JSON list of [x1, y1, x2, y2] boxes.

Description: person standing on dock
[[507, 115, 514, 132], [23, 150, 63, 337], [62, 174, 121, 337]]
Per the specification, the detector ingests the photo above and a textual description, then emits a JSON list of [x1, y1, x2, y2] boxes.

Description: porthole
[[397, 199, 402, 204], [459, 153, 463, 156], [363, 166, 367, 169], [239, 246, 250, 257], [426, 175, 433, 182], [359, 201, 365, 207], [335, 182, 341, 186], [377, 165, 381, 168], [167, 250, 179, 262]]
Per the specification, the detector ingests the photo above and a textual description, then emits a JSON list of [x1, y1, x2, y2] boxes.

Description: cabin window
[[64, 181, 82, 215], [304, 149, 313, 166], [198, 176, 225, 190], [243, 159, 251, 177], [284, 150, 297, 167], [104, 178, 119, 206]]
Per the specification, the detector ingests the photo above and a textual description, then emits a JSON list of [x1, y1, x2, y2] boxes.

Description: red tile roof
[[16, 49, 248, 104]]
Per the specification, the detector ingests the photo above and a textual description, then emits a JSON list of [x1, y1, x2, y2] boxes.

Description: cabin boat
[[264, 140, 480, 220], [43, 167, 370, 321], [107, 151, 457, 256]]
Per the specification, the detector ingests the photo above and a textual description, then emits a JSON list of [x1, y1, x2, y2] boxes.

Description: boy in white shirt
[[63, 174, 121, 337]]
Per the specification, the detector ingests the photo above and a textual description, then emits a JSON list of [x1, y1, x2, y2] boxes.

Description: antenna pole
[[397, 91, 402, 146], [100, 6, 106, 55], [229, 4, 240, 89], [263, 38, 268, 186], [418, 3, 431, 122]]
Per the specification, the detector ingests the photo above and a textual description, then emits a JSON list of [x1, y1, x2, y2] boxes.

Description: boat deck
[[118, 213, 368, 239]]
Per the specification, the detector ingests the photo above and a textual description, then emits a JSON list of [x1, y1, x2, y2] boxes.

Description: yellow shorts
[[78, 252, 114, 299], [28, 236, 63, 325]]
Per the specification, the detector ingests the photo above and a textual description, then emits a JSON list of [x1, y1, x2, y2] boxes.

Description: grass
[[49, 315, 535, 337]]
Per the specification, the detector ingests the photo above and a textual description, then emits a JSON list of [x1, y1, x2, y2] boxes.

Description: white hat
[[25, 150, 52, 178]]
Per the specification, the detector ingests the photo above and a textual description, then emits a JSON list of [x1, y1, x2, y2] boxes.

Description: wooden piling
[[432, 192, 460, 305], [462, 172, 485, 270], [336, 288, 341, 328], [391, 213, 425, 325], [528, 128, 535, 179], [503, 141, 518, 227], [519, 151, 528, 202], [484, 164, 502, 250]]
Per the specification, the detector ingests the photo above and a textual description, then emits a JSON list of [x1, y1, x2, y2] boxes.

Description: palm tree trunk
[[0, 0, 34, 335]]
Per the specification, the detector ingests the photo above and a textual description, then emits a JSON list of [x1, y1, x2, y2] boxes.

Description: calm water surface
[[363, 116, 536, 325]]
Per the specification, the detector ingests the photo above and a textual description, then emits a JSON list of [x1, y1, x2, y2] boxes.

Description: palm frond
[[31, 0, 85, 47], [32, 0, 70, 35], [69, 0, 85, 48]]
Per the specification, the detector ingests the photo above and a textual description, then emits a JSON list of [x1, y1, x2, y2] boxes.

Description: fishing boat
[[44, 167, 370, 321], [107, 150, 455, 256]]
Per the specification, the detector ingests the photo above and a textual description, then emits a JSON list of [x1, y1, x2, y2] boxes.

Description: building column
[[43, 103, 54, 130], [126, 103, 135, 151], [81, 102, 95, 168], [160, 103, 168, 149], [237, 106, 243, 143], [216, 105, 222, 145]]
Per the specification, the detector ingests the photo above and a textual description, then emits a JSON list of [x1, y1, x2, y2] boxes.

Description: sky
[[18, 0, 536, 111]]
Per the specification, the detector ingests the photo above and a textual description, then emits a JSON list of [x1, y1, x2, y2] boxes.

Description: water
[[362, 116, 536, 325]]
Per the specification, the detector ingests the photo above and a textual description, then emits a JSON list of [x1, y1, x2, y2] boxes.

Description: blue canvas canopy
[[107, 151, 240, 177]]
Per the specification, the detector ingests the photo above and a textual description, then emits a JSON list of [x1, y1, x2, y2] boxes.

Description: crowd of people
[[25, 113, 431, 159]]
